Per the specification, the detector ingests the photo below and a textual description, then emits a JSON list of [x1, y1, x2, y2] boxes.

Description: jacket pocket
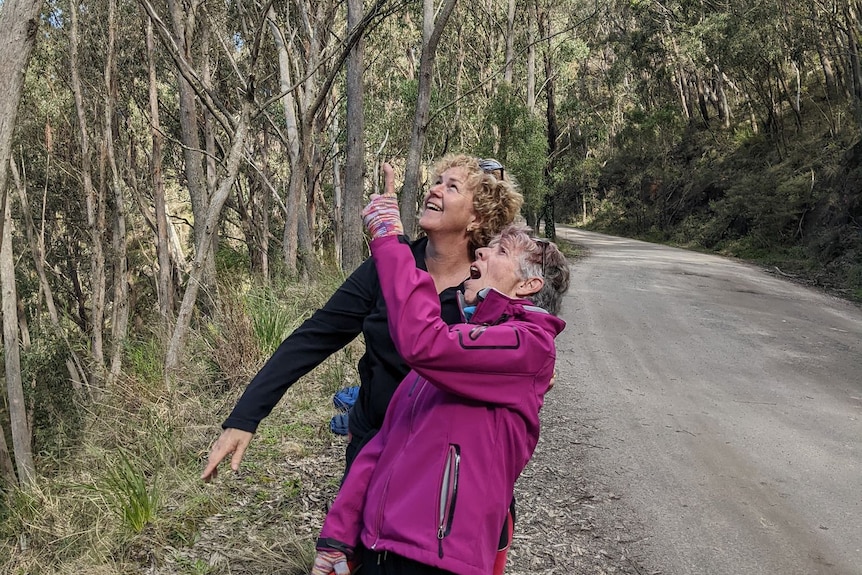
[[437, 444, 461, 558]]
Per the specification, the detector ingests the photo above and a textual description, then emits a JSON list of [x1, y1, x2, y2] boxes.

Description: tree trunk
[[526, 1, 537, 113], [165, 102, 252, 376], [0, 0, 42, 208], [1, 188, 35, 487], [504, 0, 516, 84], [70, 0, 107, 379], [267, 6, 301, 276], [399, 0, 458, 239], [713, 64, 731, 129], [343, 0, 367, 273], [251, 132, 271, 277], [0, 421, 16, 486], [167, 0, 217, 313], [104, 0, 130, 384], [147, 15, 174, 319], [540, 1, 558, 238], [845, 4, 862, 128], [331, 90, 344, 267]]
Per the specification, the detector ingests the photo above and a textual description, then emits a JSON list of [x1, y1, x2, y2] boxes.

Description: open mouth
[[469, 265, 481, 279], [425, 202, 442, 212]]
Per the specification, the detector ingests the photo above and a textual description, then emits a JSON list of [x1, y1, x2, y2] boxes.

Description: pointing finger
[[382, 163, 396, 197]]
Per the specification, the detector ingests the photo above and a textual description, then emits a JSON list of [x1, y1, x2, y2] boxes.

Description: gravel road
[[506, 228, 862, 575]]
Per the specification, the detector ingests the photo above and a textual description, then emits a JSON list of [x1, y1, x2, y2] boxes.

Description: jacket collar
[[459, 288, 566, 336]]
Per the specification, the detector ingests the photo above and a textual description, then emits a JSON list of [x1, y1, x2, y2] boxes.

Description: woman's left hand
[[362, 163, 403, 239]]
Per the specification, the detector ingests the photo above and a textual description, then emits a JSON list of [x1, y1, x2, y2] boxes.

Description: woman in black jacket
[[201, 155, 523, 481]]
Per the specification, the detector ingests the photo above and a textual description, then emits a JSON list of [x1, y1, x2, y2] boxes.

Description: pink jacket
[[318, 236, 566, 575]]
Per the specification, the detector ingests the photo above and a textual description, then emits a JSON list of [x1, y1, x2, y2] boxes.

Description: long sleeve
[[223, 258, 380, 432], [370, 236, 564, 409]]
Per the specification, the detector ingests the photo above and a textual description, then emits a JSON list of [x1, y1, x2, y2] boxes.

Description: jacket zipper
[[437, 443, 461, 558]]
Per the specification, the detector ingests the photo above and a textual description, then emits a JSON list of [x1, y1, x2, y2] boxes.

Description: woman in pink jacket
[[311, 165, 570, 575]]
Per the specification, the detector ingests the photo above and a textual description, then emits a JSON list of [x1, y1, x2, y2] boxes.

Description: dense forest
[[1, 0, 860, 572]]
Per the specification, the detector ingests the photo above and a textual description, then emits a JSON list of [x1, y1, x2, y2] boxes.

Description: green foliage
[[124, 336, 165, 388], [18, 328, 84, 463], [98, 450, 160, 533], [482, 84, 550, 223], [215, 244, 251, 275], [245, 284, 303, 356]]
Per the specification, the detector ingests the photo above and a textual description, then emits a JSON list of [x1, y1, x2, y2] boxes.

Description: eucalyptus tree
[[0, 0, 49, 488]]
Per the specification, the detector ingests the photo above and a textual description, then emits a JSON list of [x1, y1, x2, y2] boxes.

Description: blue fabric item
[[463, 306, 477, 320], [333, 386, 360, 411], [330, 412, 350, 435]]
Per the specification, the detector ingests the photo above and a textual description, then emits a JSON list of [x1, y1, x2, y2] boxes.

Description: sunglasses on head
[[478, 158, 505, 181]]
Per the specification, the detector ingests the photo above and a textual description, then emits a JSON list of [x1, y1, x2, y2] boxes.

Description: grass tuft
[[98, 450, 160, 533]]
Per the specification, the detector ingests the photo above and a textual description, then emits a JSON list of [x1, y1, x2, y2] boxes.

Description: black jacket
[[223, 236, 465, 448]]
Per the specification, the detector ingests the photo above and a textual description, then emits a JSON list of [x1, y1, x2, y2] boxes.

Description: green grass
[[1, 266, 359, 574], [98, 450, 160, 533]]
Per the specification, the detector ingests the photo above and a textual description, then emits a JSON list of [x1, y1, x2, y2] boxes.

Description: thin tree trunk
[[714, 64, 731, 129], [147, 16, 173, 319], [70, 0, 107, 378], [165, 101, 252, 376], [504, 0, 516, 84], [526, 1, 537, 113], [104, 0, 129, 383], [343, 0, 366, 273], [331, 89, 344, 267], [1, 189, 35, 487], [399, 0, 459, 239], [0, 421, 16, 486], [167, 0, 217, 312], [845, 4, 862, 127], [267, 6, 301, 276]]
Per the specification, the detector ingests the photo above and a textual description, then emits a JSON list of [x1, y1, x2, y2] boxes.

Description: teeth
[[469, 266, 481, 279], [425, 203, 442, 212]]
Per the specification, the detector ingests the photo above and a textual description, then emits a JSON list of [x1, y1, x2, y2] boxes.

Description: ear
[[515, 276, 544, 298], [466, 215, 481, 232]]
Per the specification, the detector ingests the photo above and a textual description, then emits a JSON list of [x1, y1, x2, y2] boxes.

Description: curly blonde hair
[[429, 154, 524, 255]]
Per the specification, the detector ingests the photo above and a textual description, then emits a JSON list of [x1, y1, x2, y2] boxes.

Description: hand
[[310, 550, 350, 575], [201, 428, 253, 482], [362, 163, 403, 239]]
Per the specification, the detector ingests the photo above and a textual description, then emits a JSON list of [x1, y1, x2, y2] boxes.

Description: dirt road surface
[[507, 227, 862, 575]]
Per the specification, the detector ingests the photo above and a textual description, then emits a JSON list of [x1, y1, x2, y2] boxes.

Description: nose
[[475, 247, 488, 260], [428, 181, 444, 196]]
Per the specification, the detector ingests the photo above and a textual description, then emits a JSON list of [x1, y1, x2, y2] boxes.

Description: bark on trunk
[[526, 2, 537, 113], [167, 0, 217, 312], [0, 421, 16, 486], [845, 5, 862, 128], [331, 92, 344, 267], [0, 0, 41, 484], [104, 0, 130, 384], [343, 0, 367, 273], [147, 16, 174, 319], [267, 6, 301, 276], [399, 0, 458, 239], [504, 0, 516, 84], [70, 0, 107, 378], [165, 102, 252, 376], [2, 189, 35, 487]]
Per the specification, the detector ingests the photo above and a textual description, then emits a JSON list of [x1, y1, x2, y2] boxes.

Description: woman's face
[[463, 238, 526, 304], [418, 166, 478, 237]]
